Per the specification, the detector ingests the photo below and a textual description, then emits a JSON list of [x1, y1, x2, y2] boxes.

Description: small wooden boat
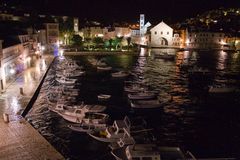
[[56, 70, 85, 78], [128, 92, 157, 100], [97, 66, 112, 71], [98, 94, 111, 101], [154, 52, 175, 60], [50, 102, 106, 113], [208, 86, 238, 99], [55, 76, 77, 84], [88, 117, 131, 143], [68, 123, 107, 134], [130, 99, 163, 109], [111, 144, 187, 160], [208, 86, 237, 94], [124, 85, 147, 93], [59, 110, 108, 124], [112, 71, 130, 78], [109, 129, 135, 150]]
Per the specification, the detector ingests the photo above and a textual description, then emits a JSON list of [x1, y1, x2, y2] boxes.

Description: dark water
[[26, 49, 240, 159]]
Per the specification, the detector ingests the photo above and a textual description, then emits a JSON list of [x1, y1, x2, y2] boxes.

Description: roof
[[150, 21, 173, 32]]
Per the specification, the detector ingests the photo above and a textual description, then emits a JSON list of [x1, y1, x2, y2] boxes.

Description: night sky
[[8, 0, 240, 23]]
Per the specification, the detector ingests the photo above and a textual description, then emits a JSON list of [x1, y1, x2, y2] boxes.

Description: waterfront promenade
[[0, 54, 64, 160]]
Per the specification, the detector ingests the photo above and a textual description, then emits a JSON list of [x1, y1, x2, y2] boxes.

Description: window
[[219, 39, 221, 42], [219, 34, 222, 37], [155, 31, 157, 35], [167, 32, 169, 35], [161, 31, 163, 35], [212, 34, 214, 37]]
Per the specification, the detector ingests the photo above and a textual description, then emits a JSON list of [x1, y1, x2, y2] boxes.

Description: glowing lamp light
[[97, 34, 104, 37], [10, 69, 15, 74], [59, 49, 64, 57], [220, 40, 226, 45], [41, 46, 45, 51], [117, 34, 122, 37], [27, 57, 31, 62]]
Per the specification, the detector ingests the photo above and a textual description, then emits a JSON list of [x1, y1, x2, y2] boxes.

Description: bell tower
[[140, 14, 145, 36], [74, 18, 79, 33]]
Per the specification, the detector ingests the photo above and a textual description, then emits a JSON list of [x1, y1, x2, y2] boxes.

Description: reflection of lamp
[[64, 34, 68, 45]]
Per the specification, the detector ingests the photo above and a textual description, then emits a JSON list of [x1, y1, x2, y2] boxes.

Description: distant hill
[[176, 8, 240, 36]]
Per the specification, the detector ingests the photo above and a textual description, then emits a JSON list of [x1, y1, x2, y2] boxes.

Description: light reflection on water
[[27, 49, 240, 159]]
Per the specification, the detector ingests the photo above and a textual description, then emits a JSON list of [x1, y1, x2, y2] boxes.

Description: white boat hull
[[88, 133, 120, 143]]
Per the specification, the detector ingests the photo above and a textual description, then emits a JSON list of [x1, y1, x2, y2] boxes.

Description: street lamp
[[10, 69, 15, 74]]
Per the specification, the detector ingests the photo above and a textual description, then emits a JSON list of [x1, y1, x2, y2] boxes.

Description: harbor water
[[26, 49, 240, 159]]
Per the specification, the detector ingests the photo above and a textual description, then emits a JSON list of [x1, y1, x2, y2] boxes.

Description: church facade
[[150, 21, 181, 48]]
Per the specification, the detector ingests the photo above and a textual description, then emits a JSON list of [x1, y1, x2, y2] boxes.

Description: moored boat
[[112, 71, 130, 78], [98, 94, 111, 101], [58, 109, 108, 124], [130, 99, 163, 109], [154, 52, 175, 60], [68, 123, 107, 134], [124, 85, 147, 93], [55, 76, 77, 84], [128, 92, 157, 100], [111, 144, 187, 160], [97, 66, 112, 71], [88, 116, 131, 143]]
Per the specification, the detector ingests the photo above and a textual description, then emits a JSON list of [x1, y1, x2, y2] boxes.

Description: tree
[[84, 38, 93, 50], [105, 39, 113, 50], [93, 37, 104, 49], [126, 37, 131, 51], [114, 36, 124, 50], [58, 17, 74, 45], [71, 35, 83, 47]]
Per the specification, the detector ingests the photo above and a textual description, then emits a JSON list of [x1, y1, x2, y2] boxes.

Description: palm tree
[[115, 36, 124, 50], [126, 37, 131, 51], [93, 37, 104, 49]]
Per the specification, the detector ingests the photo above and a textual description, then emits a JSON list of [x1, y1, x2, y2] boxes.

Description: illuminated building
[[185, 31, 227, 49], [150, 21, 181, 47], [74, 18, 79, 33], [45, 23, 59, 49]]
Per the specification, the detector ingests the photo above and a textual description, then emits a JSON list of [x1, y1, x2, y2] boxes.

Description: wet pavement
[[0, 54, 64, 160]]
